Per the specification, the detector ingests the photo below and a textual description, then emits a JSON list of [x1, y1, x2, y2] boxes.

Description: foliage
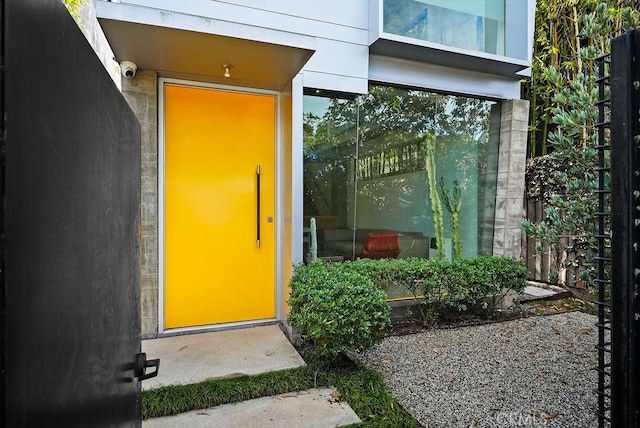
[[525, 155, 571, 203], [424, 134, 445, 259], [439, 177, 462, 259], [411, 258, 466, 323], [468, 256, 527, 309], [294, 257, 527, 327], [62, 0, 88, 24], [527, 0, 638, 157], [409, 256, 528, 323], [287, 261, 391, 362], [334, 367, 419, 427], [523, 3, 637, 285]]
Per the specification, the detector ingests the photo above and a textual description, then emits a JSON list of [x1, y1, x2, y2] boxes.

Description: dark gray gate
[[2, 0, 147, 426], [596, 28, 640, 428]]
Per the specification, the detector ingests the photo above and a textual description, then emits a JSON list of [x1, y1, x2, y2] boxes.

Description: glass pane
[[382, 0, 505, 55], [352, 86, 438, 264], [303, 87, 501, 298], [353, 87, 501, 257], [303, 95, 358, 261]]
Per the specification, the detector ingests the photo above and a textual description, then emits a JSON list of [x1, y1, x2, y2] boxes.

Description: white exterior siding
[[97, 0, 371, 93], [303, 39, 369, 94], [97, 0, 532, 98], [369, 55, 521, 100], [212, 0, 370, 29]]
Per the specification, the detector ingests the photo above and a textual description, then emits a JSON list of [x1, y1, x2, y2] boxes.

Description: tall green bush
[[523, 3, 639, 285], [528, 0, 637, 157], [287, 261, 390, 362]]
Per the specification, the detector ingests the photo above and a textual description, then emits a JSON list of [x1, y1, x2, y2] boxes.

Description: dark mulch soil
[[381, 297, 597, 338]]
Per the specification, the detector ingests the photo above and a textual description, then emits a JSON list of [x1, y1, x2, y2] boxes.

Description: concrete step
[[521, 282, 571, 301], [523, 285, 559, 298], [141, 325, 306, 390]]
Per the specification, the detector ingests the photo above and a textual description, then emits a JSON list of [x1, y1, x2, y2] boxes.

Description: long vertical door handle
[[256, 165, 261, 249]]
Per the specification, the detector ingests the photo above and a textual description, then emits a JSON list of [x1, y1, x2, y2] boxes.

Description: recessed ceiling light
[[222, 64, 232, 78]]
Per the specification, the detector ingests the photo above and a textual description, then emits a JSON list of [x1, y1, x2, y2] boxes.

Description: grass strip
[[142, 366, 331, 419], [334, 367, 419, 427], [142, 365, 418, 427]]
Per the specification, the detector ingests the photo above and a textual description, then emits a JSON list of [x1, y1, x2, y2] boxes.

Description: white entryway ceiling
[[98, 19, 315, 91]]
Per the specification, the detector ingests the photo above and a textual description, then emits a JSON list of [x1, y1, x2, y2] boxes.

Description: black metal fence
[[595, 51, 612, 427], [603, 28, 640, 428]]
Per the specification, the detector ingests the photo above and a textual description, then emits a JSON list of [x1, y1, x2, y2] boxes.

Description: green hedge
[[338, 256, 528, 322], [288, 257, 528, 355]]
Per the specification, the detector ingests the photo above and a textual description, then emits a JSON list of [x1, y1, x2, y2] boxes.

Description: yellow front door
[[164, 84, 276, 329]]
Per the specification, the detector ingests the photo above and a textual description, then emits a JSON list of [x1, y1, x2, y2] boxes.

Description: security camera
[[120, 61, 137, 79]]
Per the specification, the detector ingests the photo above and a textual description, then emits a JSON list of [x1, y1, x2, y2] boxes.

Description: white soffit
[[369, 55, 521, 100], [369, 35, 529, 79], [96, 2, 316, 90]]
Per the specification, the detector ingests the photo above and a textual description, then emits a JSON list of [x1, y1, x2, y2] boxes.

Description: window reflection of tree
[[303, 85, 493, 224]]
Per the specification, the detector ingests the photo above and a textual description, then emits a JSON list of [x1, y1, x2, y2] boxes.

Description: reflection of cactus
[[306, 217, 318, 262], [425, 135, 445, 259], [440, 177, 462, 259]]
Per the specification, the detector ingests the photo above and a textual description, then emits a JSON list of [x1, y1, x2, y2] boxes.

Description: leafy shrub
[[287, 261, 390, 362], [334, 258, 395, 286], [479, 256, 528, 294], [324, 256, 528, 324], [287, 257, 528, 357], [459, 256, 528, 316], [419, 258, 459, 302]]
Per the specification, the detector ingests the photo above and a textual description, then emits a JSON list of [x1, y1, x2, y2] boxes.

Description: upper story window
[[383, 0, 505, 56]]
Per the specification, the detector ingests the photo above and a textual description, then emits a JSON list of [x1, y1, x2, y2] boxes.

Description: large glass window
[[303, 85, 501, 272], [383, 0, 505, 56]]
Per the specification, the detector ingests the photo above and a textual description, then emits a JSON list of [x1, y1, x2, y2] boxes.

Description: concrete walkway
[[141, 325, 306, 389], [141, 325, 361, 427], [143, 387, 361, 428]]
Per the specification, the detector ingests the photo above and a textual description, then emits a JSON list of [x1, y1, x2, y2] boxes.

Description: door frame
[[158, 78, 283, 335]]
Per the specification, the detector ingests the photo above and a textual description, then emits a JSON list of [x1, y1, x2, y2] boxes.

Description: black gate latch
[[134, 352, 160, 381]]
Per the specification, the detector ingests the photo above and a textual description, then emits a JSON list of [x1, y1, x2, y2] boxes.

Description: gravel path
[[353, 312, 598, 428]]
